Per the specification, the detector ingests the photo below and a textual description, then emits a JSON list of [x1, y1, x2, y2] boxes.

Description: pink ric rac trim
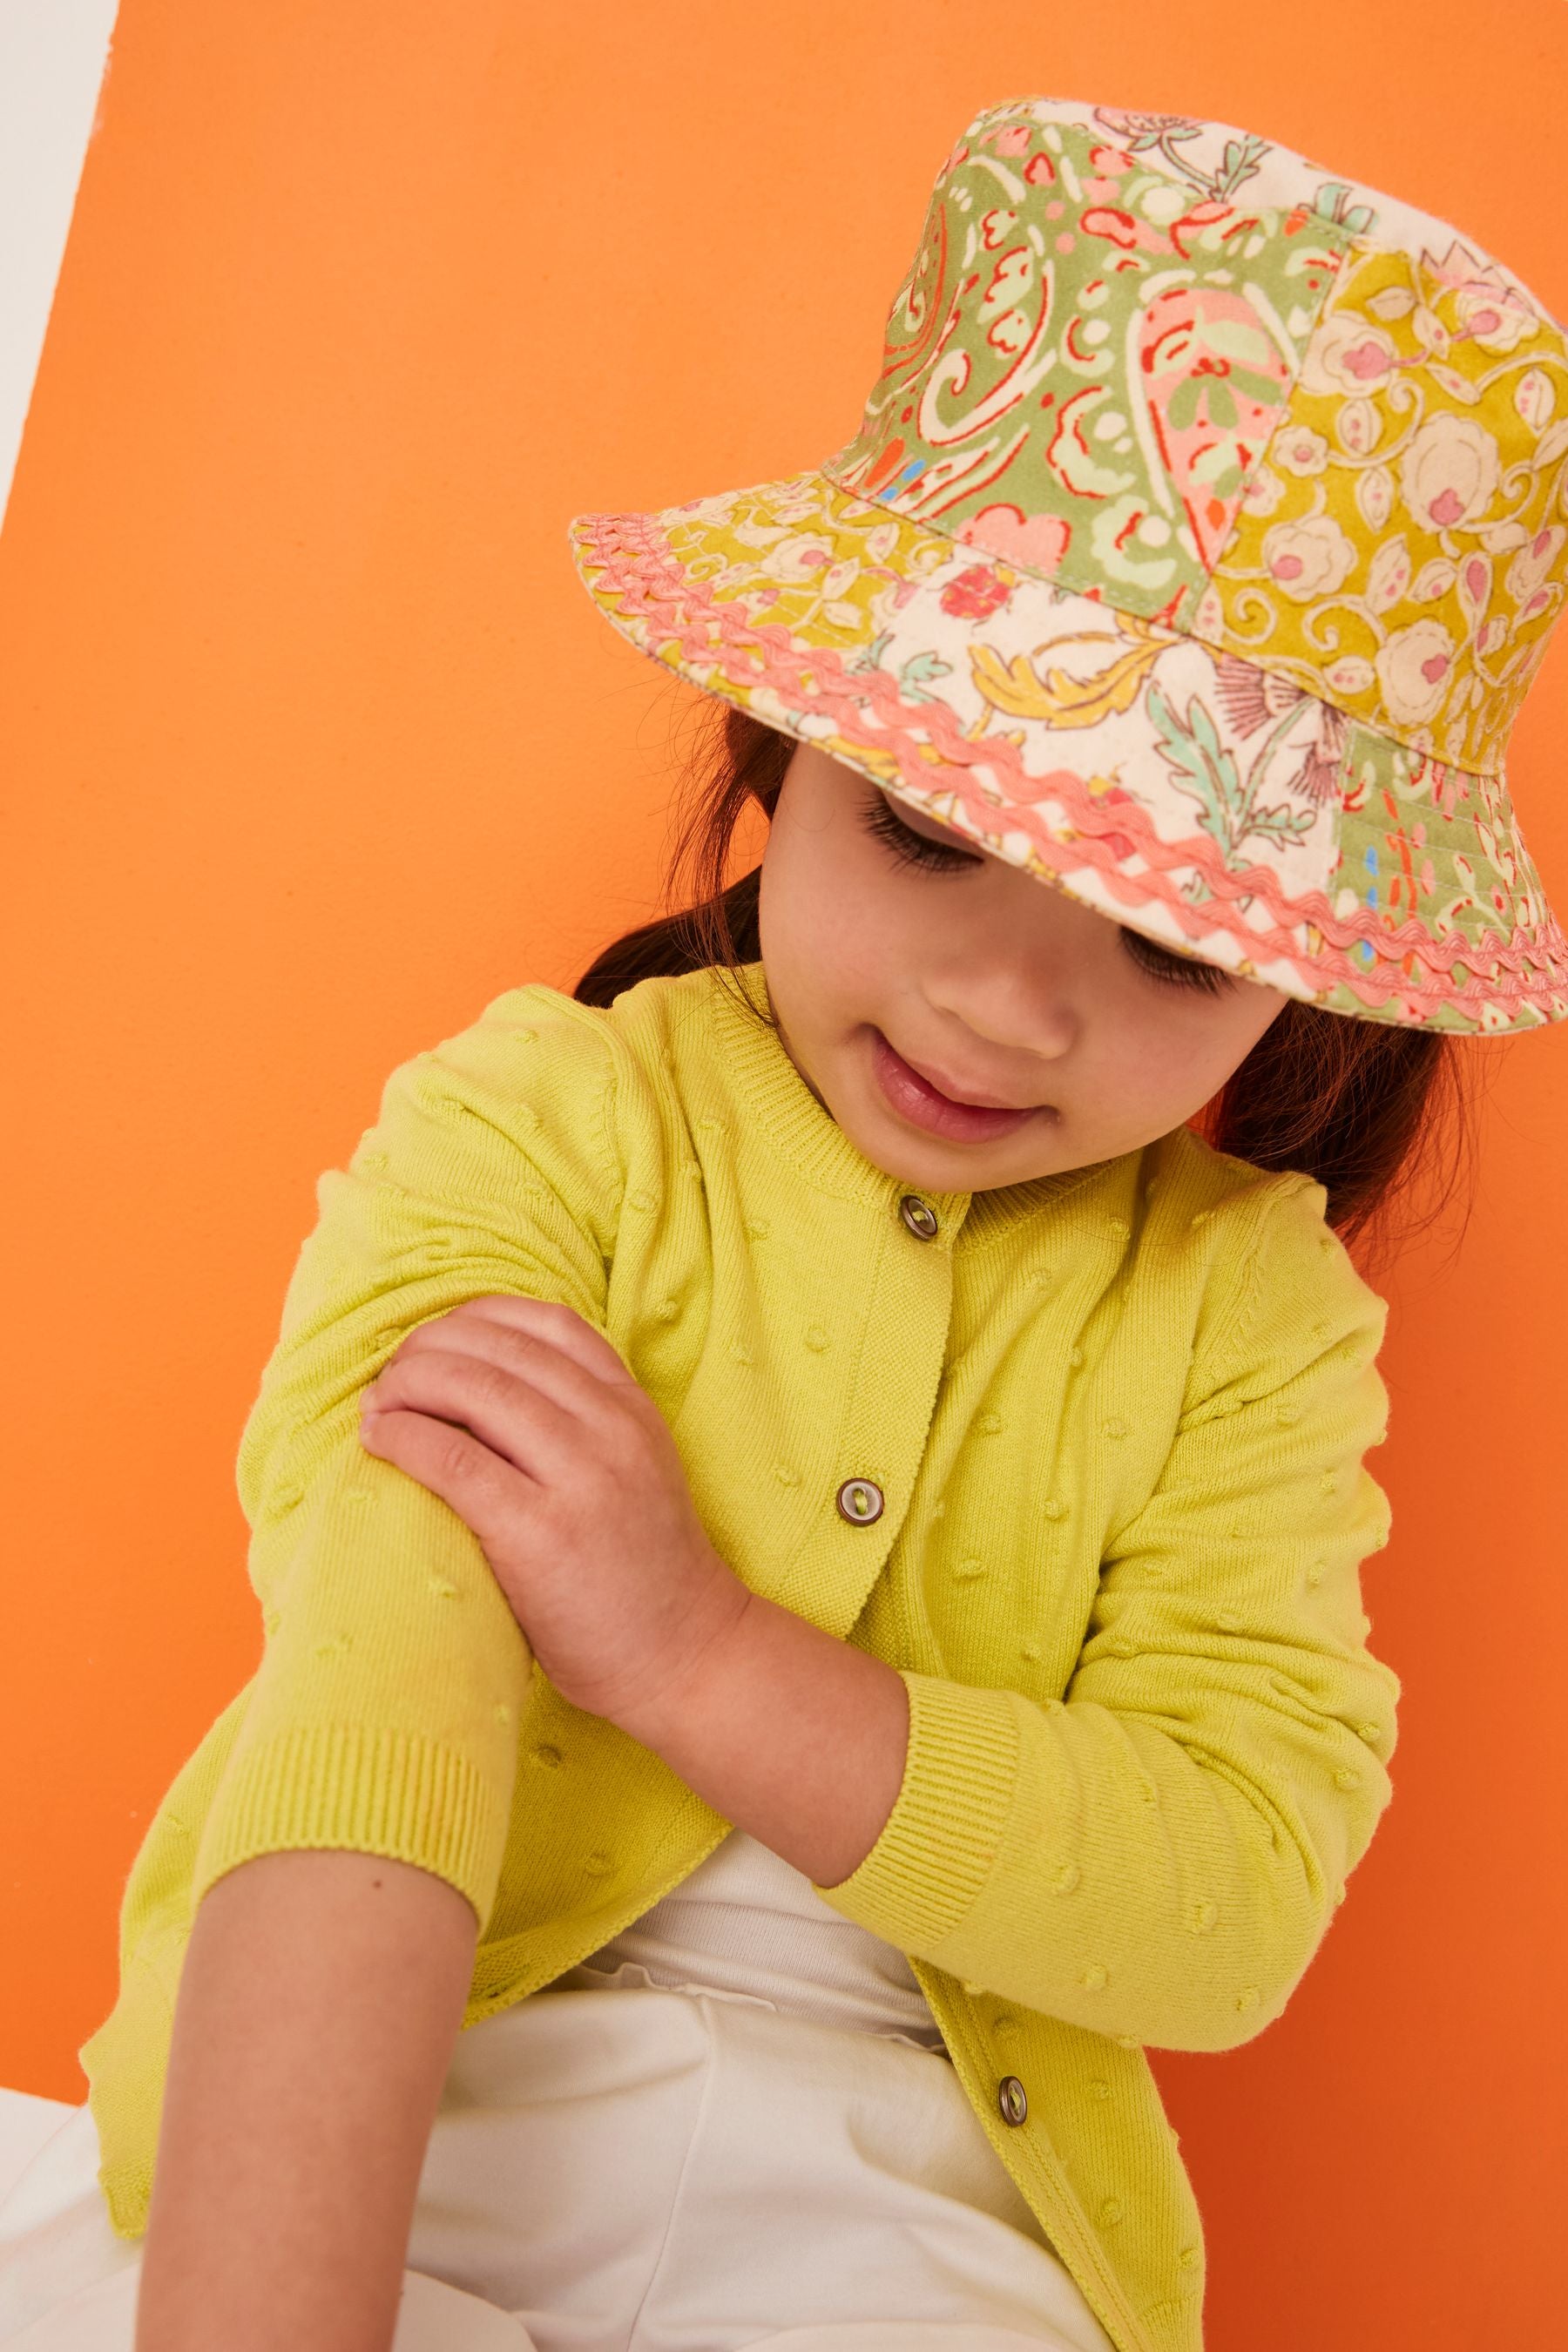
[[575, 512, 1568, 1026]]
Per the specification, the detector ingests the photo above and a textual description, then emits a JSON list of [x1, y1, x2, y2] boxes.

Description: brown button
[[998, 2074, 1029, 2126], [898, 1193, 939, 1240], [835, 1477, 885, 1526]]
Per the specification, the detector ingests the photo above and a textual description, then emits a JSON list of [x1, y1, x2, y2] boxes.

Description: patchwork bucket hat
[[568, 95, 1568, 1034]]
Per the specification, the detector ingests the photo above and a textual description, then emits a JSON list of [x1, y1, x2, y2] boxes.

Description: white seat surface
[[0, 2096, 78, 2216]]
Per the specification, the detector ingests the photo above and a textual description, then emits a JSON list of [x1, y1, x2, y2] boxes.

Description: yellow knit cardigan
[[79, 961, 1400, 2352]]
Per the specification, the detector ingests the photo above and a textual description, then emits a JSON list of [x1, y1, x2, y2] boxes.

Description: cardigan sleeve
[[188, 986, 625, 1936], [811, 1172, 1401, 2053]]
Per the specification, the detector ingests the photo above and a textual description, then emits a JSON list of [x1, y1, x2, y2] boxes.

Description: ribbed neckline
[[688, 962, 1116, 1240]]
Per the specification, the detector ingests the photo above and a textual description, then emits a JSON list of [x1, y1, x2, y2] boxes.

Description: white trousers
[[0, 1982, 1118, 2352]]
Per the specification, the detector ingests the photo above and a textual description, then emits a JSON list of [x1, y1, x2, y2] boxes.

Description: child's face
[[757, 740, 1293, 1193]]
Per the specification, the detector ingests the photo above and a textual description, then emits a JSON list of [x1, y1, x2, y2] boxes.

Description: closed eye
[[858, 792, 980, 874], [1119, 924, 1235, 995], [859, 789, 1234, 996]]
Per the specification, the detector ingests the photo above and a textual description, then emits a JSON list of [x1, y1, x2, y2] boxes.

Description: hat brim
[[568, 465, 1568, 1035]]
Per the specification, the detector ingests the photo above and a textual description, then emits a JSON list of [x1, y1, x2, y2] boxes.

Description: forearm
[[618, 1591, 910, 1888], [135, 1848, 478, 2352]]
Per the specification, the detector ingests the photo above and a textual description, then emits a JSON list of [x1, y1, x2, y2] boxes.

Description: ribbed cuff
[[810, 1670, 1020, 1950], [191, 1721, 508, 1930], [97, 2162, 154, 2241]]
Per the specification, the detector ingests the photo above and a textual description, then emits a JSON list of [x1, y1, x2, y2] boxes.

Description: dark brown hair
[[576, 694, 1487, 1272]]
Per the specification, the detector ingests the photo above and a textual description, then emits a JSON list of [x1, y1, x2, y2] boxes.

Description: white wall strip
[[0, 0, 121, 537]]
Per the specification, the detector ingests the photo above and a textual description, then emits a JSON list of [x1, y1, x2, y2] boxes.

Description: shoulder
[[455, 963, 730, 1073], [349, 967, 727, 1200], [1147, 1125, 1388, 1389], [372, 966, 715, 1126]]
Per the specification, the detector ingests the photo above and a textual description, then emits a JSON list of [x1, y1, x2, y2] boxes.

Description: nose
[[923, 946, 1081, 1068], [919, 859, 1098, 1071]]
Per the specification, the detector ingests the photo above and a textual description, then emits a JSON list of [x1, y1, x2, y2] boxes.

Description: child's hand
[[356, 1295, 751, 1731]]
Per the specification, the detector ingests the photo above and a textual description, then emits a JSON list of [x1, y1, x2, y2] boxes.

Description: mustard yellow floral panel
[[1193, 240, 1568, 778]]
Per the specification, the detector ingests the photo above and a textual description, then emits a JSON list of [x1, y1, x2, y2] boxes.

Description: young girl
[[3, 90, 1565, 2352]]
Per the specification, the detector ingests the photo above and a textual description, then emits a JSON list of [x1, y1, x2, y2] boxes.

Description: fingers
[[362, 1343, 585, 1485], [357, 1396, 531, 1551], [463, 1295, 633, 1386], [396, 1295, 634, 1405], [363, 1297, 659, 1490]]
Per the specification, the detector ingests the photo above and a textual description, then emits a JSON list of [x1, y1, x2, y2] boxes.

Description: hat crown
[[822, 96, 1568, 780], [568, 95, 1568, 1034]]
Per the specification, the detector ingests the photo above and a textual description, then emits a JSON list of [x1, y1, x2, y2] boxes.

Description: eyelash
[[860, 793, 977, 875], [858, 793, 1233, 996]]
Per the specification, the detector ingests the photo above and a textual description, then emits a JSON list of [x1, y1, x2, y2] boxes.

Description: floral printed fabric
[[569, 97, 1568, 1034]]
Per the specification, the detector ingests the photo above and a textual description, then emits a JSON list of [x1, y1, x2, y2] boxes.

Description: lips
[[896, 1046, 1034, 1112], [870, 1030, 1046, 1146]]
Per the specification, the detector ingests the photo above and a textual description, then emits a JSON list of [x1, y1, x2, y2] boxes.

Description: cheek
[[760, 821, 901, 1010], [1138, 989, 1284, 1109], [1102, 999, 1248, 1119], [759, 841, 838, 992]]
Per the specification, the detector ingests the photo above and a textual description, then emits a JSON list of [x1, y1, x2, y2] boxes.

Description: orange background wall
[[3, 7, 1565, 2347]]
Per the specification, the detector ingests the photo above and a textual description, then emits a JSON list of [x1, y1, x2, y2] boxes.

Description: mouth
[[870, 1031, 1051, 1146]]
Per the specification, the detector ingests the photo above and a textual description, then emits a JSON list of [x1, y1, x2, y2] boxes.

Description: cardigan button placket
[[998, 2074, 1030, 2126]]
